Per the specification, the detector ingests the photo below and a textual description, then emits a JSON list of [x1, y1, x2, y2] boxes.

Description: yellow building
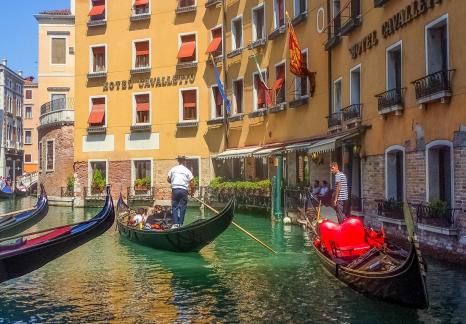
[[35, 7, 76, 197], [23, 76, 39, 173]]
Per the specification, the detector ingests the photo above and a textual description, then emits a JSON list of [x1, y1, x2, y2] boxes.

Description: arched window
[[426, 140, 454, 205], [385, 145, 405, 201]]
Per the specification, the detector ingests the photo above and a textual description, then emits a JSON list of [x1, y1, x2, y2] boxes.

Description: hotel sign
[[103, 74, 195, 91], [349, 31, 378, 59]]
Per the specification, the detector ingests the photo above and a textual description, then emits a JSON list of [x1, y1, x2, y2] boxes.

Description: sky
[[0, 0, 70, 78]]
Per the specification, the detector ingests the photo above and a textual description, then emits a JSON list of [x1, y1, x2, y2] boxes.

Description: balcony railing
[[205, 0, 221, 8], [342, 104, 362, 122], [374, 0, 390, 7], [415, 203, 461, 229], [60, 187, 74, 197], [130, 6, 150, 21], [340, 0, 361, 36], [83, 186, 107, 200], [127, 186, 155, 200], [268, 25, 287, 40], [176, 2, 196, 14], [411, 69, 454, 105], [376, 199, 404, 219], [87, 16, 106, 27], [327, 112, 342, 129], [376, 88, 405, 116], [205, 187, 271, 210], [39, 98, 74, 128]]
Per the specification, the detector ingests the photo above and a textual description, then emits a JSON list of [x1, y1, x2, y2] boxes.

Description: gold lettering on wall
[[103, 74, 195, 91]]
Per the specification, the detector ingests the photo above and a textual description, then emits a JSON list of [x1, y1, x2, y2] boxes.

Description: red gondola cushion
[[23, 226, 72, 247]]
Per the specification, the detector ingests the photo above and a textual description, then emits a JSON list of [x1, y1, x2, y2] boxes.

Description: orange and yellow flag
[[289, 25, 316, 96]]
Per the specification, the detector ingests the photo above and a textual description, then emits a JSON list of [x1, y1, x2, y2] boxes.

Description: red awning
[[206, 37, 222, 54], [272, 78, 284, 90], [136, 95, 150, 112], [177, 41, 196, 59], [136, 42, 149, 56], [88, 108, 105, 124], [93, 47, 105, 55], [134, 0, 149, 6], [88, 5, 105, 16], [183, 90, 196, 108]]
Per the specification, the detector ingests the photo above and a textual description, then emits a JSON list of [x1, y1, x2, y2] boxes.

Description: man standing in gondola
[[167, 156, 194, 228], [330, 162, 348, 223]]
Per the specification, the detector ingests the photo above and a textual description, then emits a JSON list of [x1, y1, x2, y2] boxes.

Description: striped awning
[[215, 147, 261, 160], [308, 131, 360, 154], [285, 140, 318, 152], [252, 146, 284, 157]]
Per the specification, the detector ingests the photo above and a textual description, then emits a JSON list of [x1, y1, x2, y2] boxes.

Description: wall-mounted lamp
[[353, 144, 362, 156], [311, 152, 319, 164]]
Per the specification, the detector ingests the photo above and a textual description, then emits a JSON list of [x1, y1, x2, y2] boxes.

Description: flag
[[251, 51, 273, 107], [288, 25, 316, 96], [211, 55, 231, 115]]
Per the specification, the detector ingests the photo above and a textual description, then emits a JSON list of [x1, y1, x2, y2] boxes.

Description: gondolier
[[167, 156, 194, 228], [330, 162, 348, 223]]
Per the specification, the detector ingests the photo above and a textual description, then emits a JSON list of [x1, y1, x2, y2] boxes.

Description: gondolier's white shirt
[[168, 165, 194, 190]]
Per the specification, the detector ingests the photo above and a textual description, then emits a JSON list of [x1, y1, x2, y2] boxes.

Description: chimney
[[17, 70, 23, 77], [1, 59, 6, 66]]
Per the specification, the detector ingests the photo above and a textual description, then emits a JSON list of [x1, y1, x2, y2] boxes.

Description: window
[[133, 0, 150, 15], [426, 141, 453, 205], [51, 94, 66, 111], [210, 86, 223, 119], [350, 65, 361, 105], [185, 158, 200, 178], [39, 142, 43, 171], [89, 160, 107, 189], [88, 97, 106, 126], [274, 63, 286, 104], [386, 42, 402, 91], [333, 78, 342, 113], [180, 89, 197, 121], [177, 34, 197, 63], [385, 146, 404, 201], [252, 5, 265, 41], [231, 17, 243, 50], [332, 0, 341, 35], [25, 90, 32, 99], [89, 0, 106, 20], [255, 157, 268, 180], [133, 160, 151, 188], [51, 38, 66, 65], [46, 140, 54, 171], [25, 106, 33, 119], [178, 0, 195, 8], [134, 93, 150, 124], [233, 79, 243, 114], [24, 130, 32, 145], [24, 154, 32, 163], [134, 40, 150, 68], [91, 45, 106, 72], [253, 71, 268, 110], [207, 27, 223, 57], [426, 15, 448, 74], [274, 0, 285, 28], [294, 0, 307, 16], [295, 49, 308, 98]]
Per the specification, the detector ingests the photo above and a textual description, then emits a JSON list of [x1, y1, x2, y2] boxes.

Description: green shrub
[[92, 169, 106, 190], [134, 176, 150, 188], [208, 178, 271, 191], [427, 199, 448, 217], [66, 175, 75, 192]]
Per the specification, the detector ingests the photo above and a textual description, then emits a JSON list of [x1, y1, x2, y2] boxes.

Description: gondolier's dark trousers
[[335, 200, 347, 223], [172, 188, 188, 225]]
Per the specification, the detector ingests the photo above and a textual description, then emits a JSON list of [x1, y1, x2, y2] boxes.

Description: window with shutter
[[51, 38, 66, 64]]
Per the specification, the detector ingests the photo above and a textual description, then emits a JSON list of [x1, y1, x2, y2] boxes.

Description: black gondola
[[0, 184, 49, 239], [0, 186, 114, 284], [14, 187, 28, 197], [0, 186, 13, 199], [116, 196, 235, 252], [305, 194, 429, 309]]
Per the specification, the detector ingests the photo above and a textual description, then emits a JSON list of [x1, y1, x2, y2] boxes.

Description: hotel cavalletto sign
[[103, 74, 195, 91], [349, 0, 443, 59]]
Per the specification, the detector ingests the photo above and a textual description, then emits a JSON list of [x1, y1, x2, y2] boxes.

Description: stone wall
[[38, 125, 74, 197], [361, 155, 384, 227]]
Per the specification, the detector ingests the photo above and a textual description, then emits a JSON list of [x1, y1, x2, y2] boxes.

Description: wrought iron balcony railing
[[374, 0, 390, 7], [61, 187, 74, 197], [375, 88, 406, 117], [131, 6, 150, 21], [376, 199, 404, 219], [176, 1, 196, 14], [127, 186, 155, 200], [342, 104, 362, 121], [340, 0, 361, 36], [415, 203, 461, 229], [327, 112, 342, 128], [411, 69, 454, 104], [205, 0, 221, 8], [87, 16, 106, 27], [84, 186, 108, 200]]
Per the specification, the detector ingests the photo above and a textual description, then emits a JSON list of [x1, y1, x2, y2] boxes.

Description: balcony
[[268, 25, 286, 40], [39, 98, 74, 129], [292, 11, 308, 27], [248, 38, 267, 49], [87, 125, 107, 134], [327, 112, 342, 132], [177, 121, 198, 128], [340, 1, 361, 36], [127, 186, 155, 201], [176, 61, 198, 70], [87, 71, 107, 79], [269, 102, 287, 114], [374, 0, 390, 7], [130, 6, 151, 21], [411, 70, 454, 106], [207, 117, 224, 126], [87, 17, 106, 27], [226, 48, 243, 58], [376, 88, 405, 117], [342, 104, 362, 128], [130, 66, 151, 75], [324, 16, 341, 50], [288, 96, 308, 108], [248, 109, 267, 118], [84, 186, 107, 200], [205, 0, 221, 8], [415, 203, 461, 235], [176, 4, 196, 14], [228, 114, 244, 122], [130, 124, 151, 132]]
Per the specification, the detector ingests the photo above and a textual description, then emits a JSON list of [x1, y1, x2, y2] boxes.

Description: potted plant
[[91, 169, 106, 194], [66, 175, 74, 196], [134, 176, 150, 192], [426, 199, 448, 218]]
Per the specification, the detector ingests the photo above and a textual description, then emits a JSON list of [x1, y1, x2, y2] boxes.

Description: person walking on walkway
[[167, 156, 194, 228], [330, 162, 348, 223]]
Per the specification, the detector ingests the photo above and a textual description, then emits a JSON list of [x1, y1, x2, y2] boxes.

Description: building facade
[[23, 76, 39, 173], [0, 60, 24, 181], [35, 8, 75, 197]]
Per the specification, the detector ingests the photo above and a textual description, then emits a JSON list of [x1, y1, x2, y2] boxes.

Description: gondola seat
[[22, 226, 71, 247], [320, 217, 371, 258]]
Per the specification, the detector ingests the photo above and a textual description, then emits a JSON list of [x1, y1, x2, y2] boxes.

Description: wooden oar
[[0, 218, 96, 245], [0, 207, 35, 219], [190, 196, 277, 254]]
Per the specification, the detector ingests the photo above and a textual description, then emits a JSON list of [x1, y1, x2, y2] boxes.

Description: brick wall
[[406, 150, 426, 204], [361, 155, 384, 227], [38, 125, 74, 197]]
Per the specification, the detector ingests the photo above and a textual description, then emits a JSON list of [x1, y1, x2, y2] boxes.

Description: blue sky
[[0, 0, 70, 78]]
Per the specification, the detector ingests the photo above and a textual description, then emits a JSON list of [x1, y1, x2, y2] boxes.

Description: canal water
[[0, 197, 465, 323]]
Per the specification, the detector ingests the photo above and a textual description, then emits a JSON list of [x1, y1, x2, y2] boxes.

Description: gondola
[[0, 184, 49, 239], [116, 196, 235, 252], [0, 186, 13, 199], [0, 186, 114, 284], [14, 186, 28, 197], [305, 194, 429, 309]]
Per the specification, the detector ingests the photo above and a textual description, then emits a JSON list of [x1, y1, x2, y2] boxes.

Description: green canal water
[[0, 197, 465, 323]]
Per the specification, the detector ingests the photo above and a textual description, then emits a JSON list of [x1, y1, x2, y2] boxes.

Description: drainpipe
[[327, 0, 333, 119], [222, 0, 229, 149]]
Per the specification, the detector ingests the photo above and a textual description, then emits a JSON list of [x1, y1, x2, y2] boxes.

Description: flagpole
[[221, 0, 229, 149]]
